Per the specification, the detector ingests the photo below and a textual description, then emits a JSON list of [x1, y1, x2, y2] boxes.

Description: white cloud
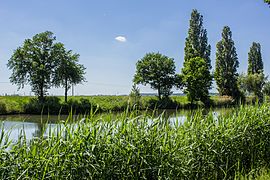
[[115, 36, 127, 42]]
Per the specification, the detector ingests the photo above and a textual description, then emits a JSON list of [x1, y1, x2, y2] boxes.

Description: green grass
[[0, 96, 30, 114], [0, 95, 260, 115], [1, 104, 270, 179]]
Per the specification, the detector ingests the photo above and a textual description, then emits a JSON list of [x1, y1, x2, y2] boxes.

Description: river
[[0, 108, 231, 142]]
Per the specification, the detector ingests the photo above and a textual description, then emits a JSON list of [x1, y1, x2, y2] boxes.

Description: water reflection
[[32, 122, 46, 138], [0, 108, 232, 142]]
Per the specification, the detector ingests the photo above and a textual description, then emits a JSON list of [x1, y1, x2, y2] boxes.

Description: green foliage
[[182, 57, 212, 104], [134, 52, 178, 100], [265, 0, 270, 5], [238, 73, 266, 103], [248, 42, 263, 75], [147, 97, 179, 109], [7, 31, 60, 101], [2, 104, 270, 179], [0, 102, 7, 114], [215, 26, 240, 100], [7, 31, 85, 102], [0, 96, 29, 114], [0, 95, 241, 115], [129, 84, 141, 108], [184, 9, 211, 70], [53, 44, 86, 102], [263, 81, 270, 96], [24, 97, 62, 114], [182, 10, 212, 105]]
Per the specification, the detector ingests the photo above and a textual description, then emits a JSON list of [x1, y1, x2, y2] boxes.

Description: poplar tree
[[244, 42, 265, 102], [248, 42, 263, 75], [182, 9, 212, 104], [214, 26, 240, 99]]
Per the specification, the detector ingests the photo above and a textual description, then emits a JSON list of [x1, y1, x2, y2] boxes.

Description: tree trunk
[[39, 81, 44, 102], [65, 78, 68, 103], [157, 86, 161, 100]]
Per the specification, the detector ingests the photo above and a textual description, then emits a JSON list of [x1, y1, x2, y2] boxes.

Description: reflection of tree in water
[[32, 122, 46, 138], [32, 122, 67, 140]]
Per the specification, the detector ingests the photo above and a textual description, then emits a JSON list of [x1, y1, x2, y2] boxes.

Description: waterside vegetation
[[0, 95, 262, 115], [1, 104, 270, 179]]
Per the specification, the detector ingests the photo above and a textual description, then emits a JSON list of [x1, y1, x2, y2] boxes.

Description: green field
[[1, 104, 270, 179], [0, 95, 246, 115]]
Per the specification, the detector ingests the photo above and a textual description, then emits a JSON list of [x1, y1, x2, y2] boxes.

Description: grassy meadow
[[1, 104, 270, 179]]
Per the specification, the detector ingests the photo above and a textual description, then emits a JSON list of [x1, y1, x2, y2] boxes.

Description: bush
[[0, 102, 7, 114], [24, 97, 61, 114], [147, 97, 179, 109], [62, 98, 98, 114]]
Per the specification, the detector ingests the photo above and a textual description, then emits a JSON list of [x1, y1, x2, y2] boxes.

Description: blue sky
[[0, 0, 269, 95]]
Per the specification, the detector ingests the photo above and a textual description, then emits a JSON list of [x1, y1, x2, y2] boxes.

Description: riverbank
[[1, 104, 270, 179], [0, 95, 256, 115]]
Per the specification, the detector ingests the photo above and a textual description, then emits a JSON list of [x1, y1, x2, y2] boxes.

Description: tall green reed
[[1, 104, 270, 179]]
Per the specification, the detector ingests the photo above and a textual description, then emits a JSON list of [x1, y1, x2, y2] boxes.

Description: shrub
[[24, 97, 61, 114], [0, 102, 7, 114]]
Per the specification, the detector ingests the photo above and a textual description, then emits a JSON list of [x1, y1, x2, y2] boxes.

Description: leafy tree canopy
[[52, 43, 86, 102], [214, 26, 240, 99], [184, 9, 211, 69], [7, 31, 60, 101], [134, 52, 178, 100], [182, 57, 212, 104], [238, 73, 267, 102], [182, 10, 212, 105], [263, 81, 270, 96], [248, 42, 263, 75], [7, 31, 86, 102]]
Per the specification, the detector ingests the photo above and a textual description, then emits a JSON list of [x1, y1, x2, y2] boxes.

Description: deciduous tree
[[242, 42, 265, 102], [263, 81, 270, 96], [238, 73, 266, 102], [53, 43, 86, 102], [182, 57, 211, 104], [248, 42, 263, 75], [7, 31, 60, 101], [134, 52, 177, 100], [129, 84, 141, 108], [182, 9, 212, 104], [214, 26, 240, 99], [184, 9, 211, 70]]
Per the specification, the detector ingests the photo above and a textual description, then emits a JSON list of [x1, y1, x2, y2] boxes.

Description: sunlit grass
[[0, 95, 267, 115], [1, 104, 270, 179]]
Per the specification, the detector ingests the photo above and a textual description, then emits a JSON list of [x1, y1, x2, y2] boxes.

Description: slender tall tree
[[182, 9, 212, 104], [53, 43, 86, 102], [214, 26, 240, 99], [184, 9, 211, 69], [248, 42, 263, 75], [244, 42, 265, 102]]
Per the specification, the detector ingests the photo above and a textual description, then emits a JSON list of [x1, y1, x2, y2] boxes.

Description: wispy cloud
[[115, 36, 127, 42]]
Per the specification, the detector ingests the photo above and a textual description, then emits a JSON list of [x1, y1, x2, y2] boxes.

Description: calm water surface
[[0, 108, 232, 142]]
